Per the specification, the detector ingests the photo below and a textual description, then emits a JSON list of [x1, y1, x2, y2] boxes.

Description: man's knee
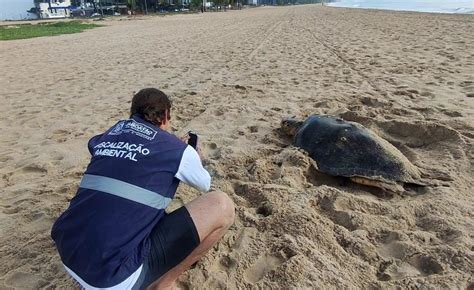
[[207, 191, 235, 227]]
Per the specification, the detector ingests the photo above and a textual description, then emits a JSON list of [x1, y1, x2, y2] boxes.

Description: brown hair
[[130, 88, 171, 126]]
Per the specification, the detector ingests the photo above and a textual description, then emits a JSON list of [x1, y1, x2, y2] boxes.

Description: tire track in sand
[[248, 8, 294, 60], [302, 23, 384, 94]]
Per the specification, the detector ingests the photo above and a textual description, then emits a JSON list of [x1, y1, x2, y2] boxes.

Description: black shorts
[[132, 206, 200, 290]]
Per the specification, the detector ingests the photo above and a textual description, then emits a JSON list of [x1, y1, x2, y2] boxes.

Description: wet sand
[[0, 5, 473, 289]]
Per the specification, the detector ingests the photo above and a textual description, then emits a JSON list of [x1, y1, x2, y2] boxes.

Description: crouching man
[[51, 88, 235, 289]]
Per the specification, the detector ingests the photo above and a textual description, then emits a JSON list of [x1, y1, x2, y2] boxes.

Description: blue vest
[[51, 115, 187, 287]]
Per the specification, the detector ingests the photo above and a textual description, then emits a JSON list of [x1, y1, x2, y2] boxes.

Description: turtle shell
[[294, 115, 420, 183]]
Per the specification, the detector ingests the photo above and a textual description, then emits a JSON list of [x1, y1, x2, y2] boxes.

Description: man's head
[[130, 88, 172, 131]]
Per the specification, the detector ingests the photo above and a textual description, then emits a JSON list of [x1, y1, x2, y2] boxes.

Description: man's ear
[[163, 110, 170, 125], [159, 111, 169, 129]]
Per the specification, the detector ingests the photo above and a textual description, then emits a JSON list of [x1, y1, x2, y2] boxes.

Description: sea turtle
[[281, 115, 422, 192]]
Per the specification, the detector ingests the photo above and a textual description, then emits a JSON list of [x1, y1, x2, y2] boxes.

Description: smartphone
[[188, 131, 198, 149]]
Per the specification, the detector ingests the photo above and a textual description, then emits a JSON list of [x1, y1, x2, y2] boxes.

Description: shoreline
[[327, 0, 474, 15], [328, 5, 474, 15]]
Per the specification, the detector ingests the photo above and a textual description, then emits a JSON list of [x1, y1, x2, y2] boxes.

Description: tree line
[[67, 0, 328, 13]]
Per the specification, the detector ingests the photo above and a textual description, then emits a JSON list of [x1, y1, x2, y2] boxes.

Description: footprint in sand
[[243, 254, 285, 284], [248, 125, 259, 133], [407, 254, 444, 276], [415, 214, 464, 244], [378, 254, 443, 281], [214, 108, 225, 116], [0, 154, 13, 163], [319, 192, 391, 231], [376, 231, 444, 281], [205, 142, 221, 160], [377, 231, 414, 260], [51, 129, 72, 143], [2, 206, 20, 215], [440, 109, 463, 117], [4, 271, 47, 289], [216, 254, 238, 273], [232, 227, 258, 251], [24, 211, 55, 233], [21, 163, 48, 174], [459, 80, 474, 98], [232, 182, 268, 205]]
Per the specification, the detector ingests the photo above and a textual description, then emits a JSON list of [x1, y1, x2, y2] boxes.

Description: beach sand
[[1, 5, 473, 289]]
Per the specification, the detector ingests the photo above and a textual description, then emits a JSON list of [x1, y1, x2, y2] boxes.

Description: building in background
[[35, 0, 72, 18]]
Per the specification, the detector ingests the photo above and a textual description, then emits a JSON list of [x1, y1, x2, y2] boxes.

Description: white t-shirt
[[175, 145, 211, 192]]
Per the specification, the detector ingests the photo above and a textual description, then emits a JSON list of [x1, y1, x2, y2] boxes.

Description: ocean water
[[328, 0, 474, 14], [0, 0, 37, 20]]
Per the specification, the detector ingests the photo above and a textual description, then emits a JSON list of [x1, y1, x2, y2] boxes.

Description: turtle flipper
[[350, 176, 404, 193]]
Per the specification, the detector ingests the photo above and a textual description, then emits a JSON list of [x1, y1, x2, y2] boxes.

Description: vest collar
[[131, 114, 162, 131]]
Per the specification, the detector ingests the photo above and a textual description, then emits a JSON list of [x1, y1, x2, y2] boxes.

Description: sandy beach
[[1, 5, 473, 289]]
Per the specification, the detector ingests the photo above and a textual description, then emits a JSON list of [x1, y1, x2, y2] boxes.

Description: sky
[[0, 0, 36, 20]]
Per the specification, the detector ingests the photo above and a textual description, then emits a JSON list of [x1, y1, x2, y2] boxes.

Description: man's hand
[[180, 134, 190, 144], [181, 133, 204, 160]]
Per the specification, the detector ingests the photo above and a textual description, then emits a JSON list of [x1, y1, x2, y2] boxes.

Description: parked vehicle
[[157, 4, 190, 13]]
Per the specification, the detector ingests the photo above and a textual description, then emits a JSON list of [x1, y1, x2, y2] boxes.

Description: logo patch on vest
[[109, 120, 157, 140]]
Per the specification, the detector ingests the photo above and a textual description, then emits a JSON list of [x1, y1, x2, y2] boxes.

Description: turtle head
[[281, 117, 303, 137]]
